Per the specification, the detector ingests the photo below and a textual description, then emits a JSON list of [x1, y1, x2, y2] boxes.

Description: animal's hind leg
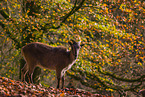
[[21, 63, 28, 82], [28, 64, 35, 83]]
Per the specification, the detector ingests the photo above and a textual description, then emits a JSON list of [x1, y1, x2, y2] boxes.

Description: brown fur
[[140, 89, 145, 97], [21, 41, 81, 88]]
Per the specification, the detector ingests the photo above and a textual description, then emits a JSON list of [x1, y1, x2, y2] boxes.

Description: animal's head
[[68, 39, 83, 50], [139, 89, 145, 97]]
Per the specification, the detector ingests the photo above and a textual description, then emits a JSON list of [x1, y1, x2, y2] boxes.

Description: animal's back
[[22, 42, 69, 69], [22, 42, 62, 56]]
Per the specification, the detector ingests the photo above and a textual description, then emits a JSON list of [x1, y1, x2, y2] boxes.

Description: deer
[[21, 39, 82, 88], [139, 89, 145, 97]]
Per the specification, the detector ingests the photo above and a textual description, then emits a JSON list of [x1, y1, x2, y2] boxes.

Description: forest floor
[[0, 76, 112, 97]]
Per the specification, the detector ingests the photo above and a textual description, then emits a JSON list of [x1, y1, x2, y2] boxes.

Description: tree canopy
[[0, 0, 145, 96]]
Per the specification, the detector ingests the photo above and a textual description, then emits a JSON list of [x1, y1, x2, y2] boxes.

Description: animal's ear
[[71, 39, 77, 44], [68, 41, 72, 45], [80, 44, 84, 47]]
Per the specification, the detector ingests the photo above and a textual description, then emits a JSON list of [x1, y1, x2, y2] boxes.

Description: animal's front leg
[[57, 77, 60, 88], [56, 69, 62, 89], [61, 75, 65, 89]]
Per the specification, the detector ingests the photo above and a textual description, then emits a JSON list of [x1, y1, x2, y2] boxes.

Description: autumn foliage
[[0, 76, 108, 97], [0, 0, 144, 96]]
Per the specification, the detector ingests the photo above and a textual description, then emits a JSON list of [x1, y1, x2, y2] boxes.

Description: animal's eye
[[76, 45, 80, 49]]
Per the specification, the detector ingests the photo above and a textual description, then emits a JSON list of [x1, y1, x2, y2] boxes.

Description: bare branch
[[0, 9, 9, 19], [0, 10, 20, 48], [98, 66, 145, 82], [44, 0, 85, 29]]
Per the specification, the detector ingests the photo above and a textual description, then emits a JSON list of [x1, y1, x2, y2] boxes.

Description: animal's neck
[[69, 47, 79, 61]]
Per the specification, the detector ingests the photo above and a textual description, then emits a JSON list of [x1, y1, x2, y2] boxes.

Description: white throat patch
[[61, 48, 80, 77]]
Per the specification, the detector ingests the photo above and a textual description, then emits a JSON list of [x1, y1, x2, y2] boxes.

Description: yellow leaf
[[60, 93, 65, 97]]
